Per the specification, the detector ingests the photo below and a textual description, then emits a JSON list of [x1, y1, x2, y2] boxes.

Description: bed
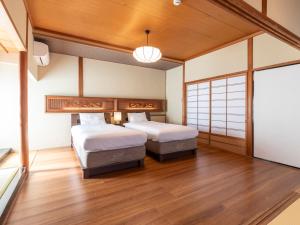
[[124, 113, 198, 161], [71, 113, 147, 178]]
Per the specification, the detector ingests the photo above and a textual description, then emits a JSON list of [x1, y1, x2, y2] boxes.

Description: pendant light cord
[[145, 30, 150, 46]]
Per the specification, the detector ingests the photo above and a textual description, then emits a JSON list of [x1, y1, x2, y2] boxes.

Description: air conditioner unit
[[33, 41, 50, 66]]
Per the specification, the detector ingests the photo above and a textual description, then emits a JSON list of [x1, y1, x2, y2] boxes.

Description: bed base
[[82, 159, 144, 179], [146, 149, 197, 162]]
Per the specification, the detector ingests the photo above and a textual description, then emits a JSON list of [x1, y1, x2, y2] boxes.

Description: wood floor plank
[[5, 146, 300, 225]]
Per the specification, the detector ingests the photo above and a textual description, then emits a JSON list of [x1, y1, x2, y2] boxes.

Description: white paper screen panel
[[227, 76, 246, 138], [211, 79, 226, 135], [253, 64, 300, 168], [186, 82, 210, 132], [186, 74, 246, 138]]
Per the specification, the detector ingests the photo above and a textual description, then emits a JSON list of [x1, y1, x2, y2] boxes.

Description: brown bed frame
[[146, 149, 197, 162], [71, 113, 145, 178]]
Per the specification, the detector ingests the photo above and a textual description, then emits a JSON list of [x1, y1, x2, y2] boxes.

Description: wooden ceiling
[[26, 0, 261, 61]]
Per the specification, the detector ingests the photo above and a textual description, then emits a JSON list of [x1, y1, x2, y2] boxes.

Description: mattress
[[124, 121, 198, 142], [71, 124, 147, 152]]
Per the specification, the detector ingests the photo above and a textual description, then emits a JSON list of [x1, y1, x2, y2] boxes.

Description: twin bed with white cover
[[124, 113, 198, 161], [71, 112, 198, 178], [71, 113, 147, 178]]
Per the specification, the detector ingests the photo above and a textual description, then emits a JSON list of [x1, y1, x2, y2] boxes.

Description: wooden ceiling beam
[[208, 0, 300, 50], [33, 28, 184, 64]]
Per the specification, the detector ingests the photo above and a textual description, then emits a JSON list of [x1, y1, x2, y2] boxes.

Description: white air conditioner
[[33, 41, 50, 66]]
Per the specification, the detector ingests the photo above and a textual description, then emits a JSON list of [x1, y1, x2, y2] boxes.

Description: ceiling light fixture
[[173, 0, 182, 6], [133, 30, 162, 63]]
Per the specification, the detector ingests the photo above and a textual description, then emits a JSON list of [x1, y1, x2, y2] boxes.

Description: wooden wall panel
[[45, 96, 166, 113], [46, 96, 115, 113], [117, 98, 165, 112]]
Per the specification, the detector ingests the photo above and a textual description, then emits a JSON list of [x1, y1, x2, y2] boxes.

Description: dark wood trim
[[208, 80, 212, 144], [208, 0, 300, 50], [78, 57, 83, 97], [185, 31, 263, 61], [254, 59, 300, 72], [25, 14, 28, 50], [246, 38, 254, 157], [82, 160, 144, 179], [247, 192, 300, 225], [146, 149, 197, 162], [262, 0, 267, 16], [19, 51, 29, 169], [0, 0, 26, 50], [185, 70, 247, 85], [22, 0, 33, 25], [0, 42, 8, 53], [182, 63, 186, 125], [0, 169, 27, 225], [33, 27, 184, 64]]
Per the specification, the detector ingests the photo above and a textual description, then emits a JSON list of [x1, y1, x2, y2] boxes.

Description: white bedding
[[124, 121, 198, 142], [71, 124, 147, 152]]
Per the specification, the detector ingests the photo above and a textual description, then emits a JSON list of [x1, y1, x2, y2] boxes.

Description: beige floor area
[[0, 151, 36, 169], [269, 198, 300, 225]]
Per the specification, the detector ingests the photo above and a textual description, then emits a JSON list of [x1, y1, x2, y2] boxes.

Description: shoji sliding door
[[254, 64, 300, 168], [186, 73, 247, 155]]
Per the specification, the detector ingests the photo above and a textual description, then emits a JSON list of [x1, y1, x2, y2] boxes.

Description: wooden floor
[[5, 146, 300, 225]]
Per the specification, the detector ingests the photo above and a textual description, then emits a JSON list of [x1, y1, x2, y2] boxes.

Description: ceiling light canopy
[[133, 30, 162, 63]]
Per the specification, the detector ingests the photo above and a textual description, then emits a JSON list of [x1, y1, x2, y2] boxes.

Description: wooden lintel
[[208, 0, 300, 50]]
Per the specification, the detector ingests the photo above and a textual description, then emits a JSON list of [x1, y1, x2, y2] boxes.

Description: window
[[186, 74, 246, 139]]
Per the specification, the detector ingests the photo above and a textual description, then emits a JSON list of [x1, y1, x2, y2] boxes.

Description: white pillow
[[128, 112, 148, 123], [79, 113, 107, 125]]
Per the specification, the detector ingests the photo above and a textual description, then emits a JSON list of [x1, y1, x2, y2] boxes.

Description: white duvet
[[124, 121, 198, 142], [71, 124, 147, 152]]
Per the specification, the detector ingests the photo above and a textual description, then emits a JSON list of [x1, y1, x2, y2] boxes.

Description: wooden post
[[262, 0, 267, 16], [19, 51, 29, 169], [246, 38, 254, 157], [78, 57, 83, 97], [182, 63, 186, 125]]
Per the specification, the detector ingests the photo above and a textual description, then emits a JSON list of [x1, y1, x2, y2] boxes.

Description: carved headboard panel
[[117, 99, 165, 112], [46, 96, 166, 113], [71, 113, 112, 126], [46, 96, 114, 113]]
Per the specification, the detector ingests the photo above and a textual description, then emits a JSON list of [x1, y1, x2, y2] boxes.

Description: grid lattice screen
[[186, 74, 246, 139]]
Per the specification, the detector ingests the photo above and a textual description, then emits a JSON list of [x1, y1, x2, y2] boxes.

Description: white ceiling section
[[34, 35, 182, 71]]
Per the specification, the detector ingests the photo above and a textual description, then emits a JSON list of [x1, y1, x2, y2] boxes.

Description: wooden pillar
[[262, 0, 267, 16], [246, 38, 254, 157], [78, 57, 83, 97], [19, 51, 29, 169], [182, 63, 186, 125]]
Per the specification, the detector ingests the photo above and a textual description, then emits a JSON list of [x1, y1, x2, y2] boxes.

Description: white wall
[[26, 53, 165, 150], [185, 41, 248, 82], [243, 0, 262, 11], [268, 0, 300, 37], [254, 34, 300, 68], [0, 61, 20, 150], [166, 66, 183, 124], [28, 53, 78, 150], [27, 20, 38, 80], [83, 58, 166, 99], [254, 64, 300, 168], [2, 0, 27, 49]]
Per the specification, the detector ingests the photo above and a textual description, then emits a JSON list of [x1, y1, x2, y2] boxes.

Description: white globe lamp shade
[[133, 46, 162, 63]]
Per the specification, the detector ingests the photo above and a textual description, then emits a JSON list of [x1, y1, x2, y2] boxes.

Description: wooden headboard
[[46, 96, 166, 113], [71, 113, 112, 126]]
